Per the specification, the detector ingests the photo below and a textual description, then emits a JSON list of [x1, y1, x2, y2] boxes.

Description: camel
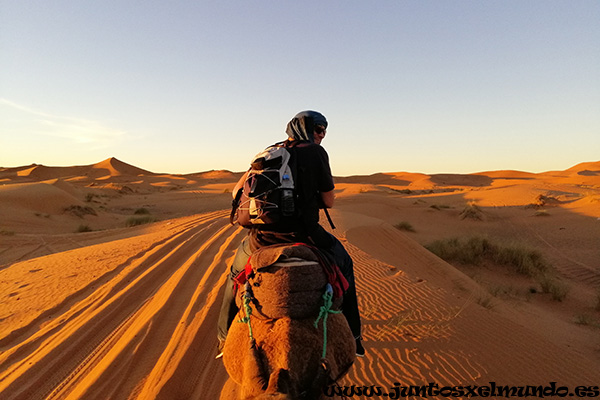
[[219, 244, 356, 400]]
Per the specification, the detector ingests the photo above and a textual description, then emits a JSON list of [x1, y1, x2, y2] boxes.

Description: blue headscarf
[[285, 110, 328, 143]]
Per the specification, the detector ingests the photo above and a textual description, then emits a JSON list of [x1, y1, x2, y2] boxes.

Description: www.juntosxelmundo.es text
[[323, 382, 600, 398]]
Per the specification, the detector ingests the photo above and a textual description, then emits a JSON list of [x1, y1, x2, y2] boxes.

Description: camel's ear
[[265, 368, 292, 394]]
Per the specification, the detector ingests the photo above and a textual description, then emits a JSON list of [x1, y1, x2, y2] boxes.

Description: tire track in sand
[[0, 211, 244, 400], [0, 212, 223, 348]]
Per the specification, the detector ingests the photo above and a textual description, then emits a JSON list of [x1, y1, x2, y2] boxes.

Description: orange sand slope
[[0, 158, 599, 399]]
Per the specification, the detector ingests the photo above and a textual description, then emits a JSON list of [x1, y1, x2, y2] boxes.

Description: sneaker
[[215, 339, 225, 359], [355, 338, 365, 357]]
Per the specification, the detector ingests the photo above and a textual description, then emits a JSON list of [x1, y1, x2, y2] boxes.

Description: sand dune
[[1, 158, 153, 183], [0, 159, 599, 399], [565, 161, 600, 174]]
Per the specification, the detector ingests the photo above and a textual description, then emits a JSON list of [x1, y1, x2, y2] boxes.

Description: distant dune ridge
[[2, 157, 153, 182], [0, 158, 599, 399]]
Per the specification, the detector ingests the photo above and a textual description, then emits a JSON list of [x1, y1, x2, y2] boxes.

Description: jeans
[[216, 232, 362, 341], [217, 236, 254, 341]]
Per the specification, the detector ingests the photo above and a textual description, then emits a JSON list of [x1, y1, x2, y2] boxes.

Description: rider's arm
[[320, 190, 334, 208], [315, 145, 335, 209]]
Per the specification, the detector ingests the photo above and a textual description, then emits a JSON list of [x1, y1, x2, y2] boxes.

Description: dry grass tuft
[[538, 274, 569, 301], [126, 215, 156, 227], [574, 313, 600, 327], [426, 236, 552, 276], [477, 295, 495, 309], [525, 194, 560, 209], [76, 224, 93, 233], [426, 236, 568, 301], [394, 221, 416, 232], [64, 205, 97, 218], [460, 202, 483, 220]]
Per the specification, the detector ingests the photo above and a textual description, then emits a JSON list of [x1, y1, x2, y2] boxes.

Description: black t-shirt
[[293, 142, 335, 226]]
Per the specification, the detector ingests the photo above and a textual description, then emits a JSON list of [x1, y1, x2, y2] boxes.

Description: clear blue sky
[[1, 1, 599, 176]]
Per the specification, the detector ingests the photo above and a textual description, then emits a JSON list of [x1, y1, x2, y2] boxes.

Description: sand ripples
[[339, 240, 486, 395], [349, 242, 459, 343]]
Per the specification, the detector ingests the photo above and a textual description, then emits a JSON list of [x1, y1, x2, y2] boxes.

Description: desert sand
[[1, 157, 599, 399]]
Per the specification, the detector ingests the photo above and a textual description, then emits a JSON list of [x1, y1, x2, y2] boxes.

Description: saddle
[[234, 243, 348, 320]]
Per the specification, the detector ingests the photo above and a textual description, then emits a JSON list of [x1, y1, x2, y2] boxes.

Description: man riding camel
[[216, 110, 364, 358]]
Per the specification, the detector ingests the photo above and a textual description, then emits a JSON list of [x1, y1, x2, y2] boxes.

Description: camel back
[[236, 244, 341, 320]]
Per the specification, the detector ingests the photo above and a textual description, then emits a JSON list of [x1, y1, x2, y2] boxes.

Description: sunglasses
[[314, 125, 327, 135]]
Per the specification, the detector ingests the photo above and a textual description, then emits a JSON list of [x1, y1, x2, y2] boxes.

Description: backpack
[[230, 142, 297, 227]]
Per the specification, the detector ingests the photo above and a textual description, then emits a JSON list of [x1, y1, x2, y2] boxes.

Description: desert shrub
[[76, 224, 93, 233], [430, 204, 450, 211], [126, 216, 156, 227], [573, 313, 597, 326], [392, 188, 412, 194], [134, 207, 150, 215], [492, 245, 551, 276], [538, 274, 569, 302], [460, 202, 483, 220], [426, 236, 551, 277], [0, 229, 15, 236], [425, 236, 495, 265], [525, 194, 560, 209], [477, 295, 495, 309], [85, 193, 95, 202], [64, 205, 97, 218], [394, 221, 415, 232], [427, 236, 567, 301]]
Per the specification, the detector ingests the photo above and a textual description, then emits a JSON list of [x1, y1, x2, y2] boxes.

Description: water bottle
[[281, 189, 294, 216]]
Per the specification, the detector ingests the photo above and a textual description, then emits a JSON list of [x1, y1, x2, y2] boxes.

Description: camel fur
[[236, 244, 343, 320], [220, 315, 355, 399], [220, 244, 355, 399]]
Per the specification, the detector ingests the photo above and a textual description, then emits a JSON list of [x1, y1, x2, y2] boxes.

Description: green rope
[[314, 284, 342, 359], [237, 282, 254, 342]]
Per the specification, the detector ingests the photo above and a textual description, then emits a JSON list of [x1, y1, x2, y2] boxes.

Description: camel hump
[[239, 244, 338, 320]]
